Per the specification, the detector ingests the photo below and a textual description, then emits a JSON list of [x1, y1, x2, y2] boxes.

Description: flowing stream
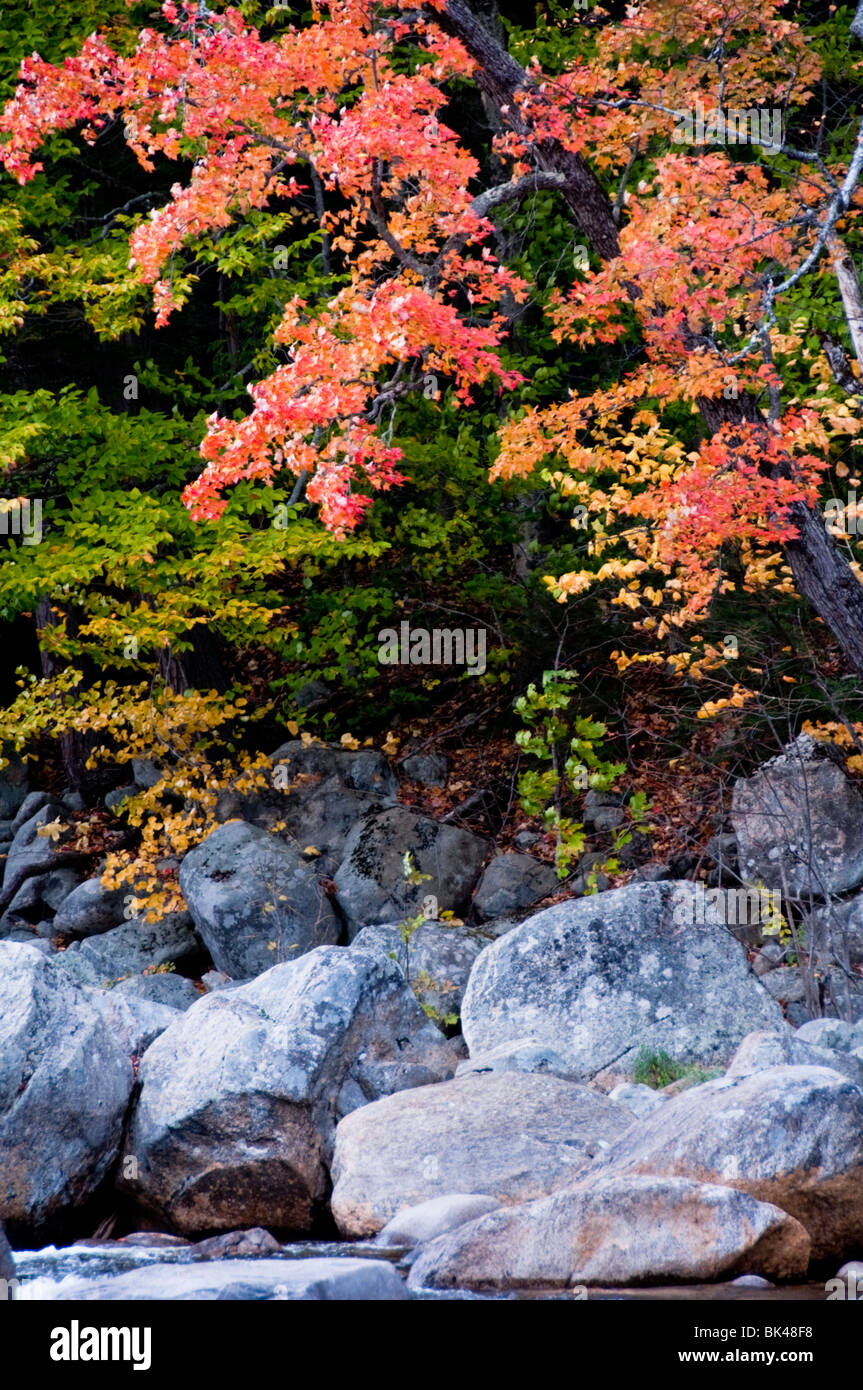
[[8, 1240, 831, 1301]]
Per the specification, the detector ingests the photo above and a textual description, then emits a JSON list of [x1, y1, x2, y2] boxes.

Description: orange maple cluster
[[0, 0, 854, 592]]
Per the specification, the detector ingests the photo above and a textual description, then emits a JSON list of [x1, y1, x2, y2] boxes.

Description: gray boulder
[[334, 808, 488, 937], [796, 1017, 863, 1052], [105, 784, 137, 813], [114, 972, 201, 1011], [807, 896, 863, 967], [119, 945, 458, 1234], [759, 965, 806, 1004], [131, 758, 162, 790], [752, 942, 786, 975], [60, 913, 203, 984], [757, 941, 863, 1023], [460, 881, 785, 1084], [214, 740, 399, 871], [291, 679, 331, 711], [4, 932, 53, 954], [271, 788, 389, 872], [0, 803, 81, 913], [472, 853, 558, 922], [330, 1071, 633, 1238], [178, 820, 340, 980], [46, 876, 130, 938], [10, 791, 55, 836], [376, 1193, 501, 1250], [401, 754, 448, 787], [457, 1039, 578, 1082], [732, 734, 863, 896], [0, 866, 83, 936], [608, 1082, 669, 1119], [188, 1226, 281, 1260], [407, 1175, 810, 1291], [583, 789, 625, 832], [587, 1065, 863, 1261], [352, 920, 484, 1019], [727, 1029, 863, 1089], [0, 943, 134, 1232], [201, 969, 232, 992], [476, 916, 521, 939], [0, 756, 29, 820], [270, 741, 397, 799]]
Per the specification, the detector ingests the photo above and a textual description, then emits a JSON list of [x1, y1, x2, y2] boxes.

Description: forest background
[[0, 0, 861, 921]]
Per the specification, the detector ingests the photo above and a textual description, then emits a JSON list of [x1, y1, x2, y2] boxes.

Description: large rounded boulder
[[120, 944, 458, 1235], [178, 820, 340, 979], [461, 880, 785, 1083], [0, 943, 134, 1236]]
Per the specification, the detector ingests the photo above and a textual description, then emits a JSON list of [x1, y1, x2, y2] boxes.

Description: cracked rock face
[[330, 1071, 634, 1237], [406, 1175, 811, 1291], [459, 881, 785, 1084], [119, 944, 459, 1236], [0, 943, 134, 1236], [731, 734, 863, 896]]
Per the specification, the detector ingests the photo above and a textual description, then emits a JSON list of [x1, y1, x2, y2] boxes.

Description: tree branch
[[436, 0, 621, 259]]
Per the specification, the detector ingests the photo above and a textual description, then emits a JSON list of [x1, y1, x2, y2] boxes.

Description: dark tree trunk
[[782, 502, 863, 675], [440, 1, 621, 259], [36, 599, 117, 798], [158, 623, 230, 695], [439, 0, 863, 681]]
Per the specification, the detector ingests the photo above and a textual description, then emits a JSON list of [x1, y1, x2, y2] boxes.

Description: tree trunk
[[158, 623, 230, 695], [782, 501, 863, 675], [440, 1, 621, 259], [828, 235, 863, 376], [36, 598, 117, 797]]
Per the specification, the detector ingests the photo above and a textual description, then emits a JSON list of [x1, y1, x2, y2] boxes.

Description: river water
[[8, 1240, 831, 1300]]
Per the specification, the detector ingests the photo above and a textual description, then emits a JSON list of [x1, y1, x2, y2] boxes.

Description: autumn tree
[[2, 0, 863, 689]]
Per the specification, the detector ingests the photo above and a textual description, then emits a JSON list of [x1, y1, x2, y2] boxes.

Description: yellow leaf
[[36, 819, 66, 842]]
